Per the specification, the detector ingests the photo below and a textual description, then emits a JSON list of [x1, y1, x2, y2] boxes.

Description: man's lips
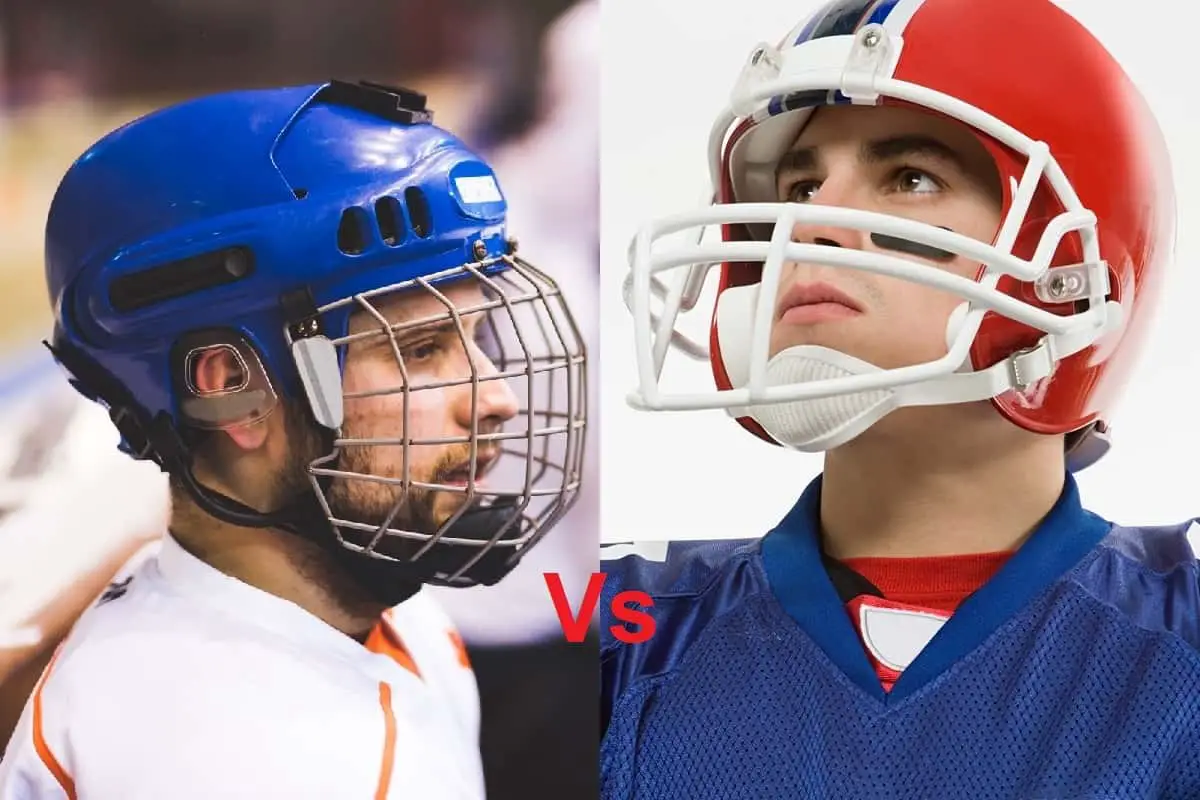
[[777, 281, 865, 325], [442, 450, 500, 486]]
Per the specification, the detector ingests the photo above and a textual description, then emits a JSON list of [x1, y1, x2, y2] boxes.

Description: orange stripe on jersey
[[448, 631, 471, 669], [366, 617, 421, 679], [31, 648, 77, 800], [374, 682, 397, 800]]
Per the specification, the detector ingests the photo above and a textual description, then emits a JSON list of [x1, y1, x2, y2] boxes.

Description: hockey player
[[0, 80, 587, 798], [603, 0, 1200, 798]]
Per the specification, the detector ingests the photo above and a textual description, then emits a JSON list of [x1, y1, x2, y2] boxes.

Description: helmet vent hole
[[375, 196, 406, 246], [405, 187, 432, 238], [337, 207, 371, 255], [108, 247, 255, 313]]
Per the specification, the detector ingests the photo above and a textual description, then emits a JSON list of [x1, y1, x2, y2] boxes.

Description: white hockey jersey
[[0, 533, 484, 799]]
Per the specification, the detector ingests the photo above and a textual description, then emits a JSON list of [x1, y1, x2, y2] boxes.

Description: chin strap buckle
[[1007, 341, 1056, 389]]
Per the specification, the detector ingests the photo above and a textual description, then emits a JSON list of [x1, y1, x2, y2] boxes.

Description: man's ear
[[190, 347, 271, 451]]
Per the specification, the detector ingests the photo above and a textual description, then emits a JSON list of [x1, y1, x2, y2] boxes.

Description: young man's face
[[768, 104, 1003, 368], [327, 280, 519, 536]]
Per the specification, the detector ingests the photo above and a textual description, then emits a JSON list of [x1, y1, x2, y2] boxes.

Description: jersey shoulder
[[0, 546, 217, 797], [1, 549, 338, 799], [600, 538, 761, 603], [1076, 517, 1200, 652], [599, 539, 773, 727]]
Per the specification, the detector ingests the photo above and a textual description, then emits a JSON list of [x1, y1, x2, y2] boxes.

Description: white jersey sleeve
[[0, 650, 77, 800], [0, 535, 485, 800]]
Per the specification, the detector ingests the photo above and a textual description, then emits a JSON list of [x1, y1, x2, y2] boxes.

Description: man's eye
[[786, 179, 822, 203], [406, 341, 442, 362], [892, 168, 942, 194]]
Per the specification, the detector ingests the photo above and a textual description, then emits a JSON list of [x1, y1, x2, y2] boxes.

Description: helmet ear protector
[[44, 283, 332, 533]]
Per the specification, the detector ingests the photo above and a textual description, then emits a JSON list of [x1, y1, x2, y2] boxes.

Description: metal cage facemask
[[289, 253, 587, 587]]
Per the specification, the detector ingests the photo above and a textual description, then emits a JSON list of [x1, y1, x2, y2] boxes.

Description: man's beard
[[325, 443, 475, 551], [275, 409, 522, 586]]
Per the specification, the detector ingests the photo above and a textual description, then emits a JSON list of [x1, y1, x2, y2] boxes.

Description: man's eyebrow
[[395, 313, 490, 344], [860, 134, 969, 172], [391, 318, 459, 340], [776, 134, 970, 175], [777, 146, 818, 174], [351, 316, 449, 347]]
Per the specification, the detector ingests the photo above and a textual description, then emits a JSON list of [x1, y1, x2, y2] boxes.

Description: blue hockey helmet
[[45, 80, 588, 598]]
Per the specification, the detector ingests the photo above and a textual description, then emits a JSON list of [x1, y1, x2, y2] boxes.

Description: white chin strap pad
[[749, 346, 897, 451], [716, 283, 898, 452]]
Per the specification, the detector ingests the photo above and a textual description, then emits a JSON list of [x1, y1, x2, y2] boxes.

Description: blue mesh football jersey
[[600, 474, 1200, 799]]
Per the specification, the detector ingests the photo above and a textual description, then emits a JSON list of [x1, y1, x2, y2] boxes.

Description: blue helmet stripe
[[793, 0, 883, 45], [864, 0, 905, 28]]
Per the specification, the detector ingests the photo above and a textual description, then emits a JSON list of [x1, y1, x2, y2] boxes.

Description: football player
[[603, 1, 1200, 798], [0, 80, 587, 799]]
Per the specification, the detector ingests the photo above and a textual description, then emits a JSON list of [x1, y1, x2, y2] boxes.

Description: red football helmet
[[623, 0, 1174, 470]]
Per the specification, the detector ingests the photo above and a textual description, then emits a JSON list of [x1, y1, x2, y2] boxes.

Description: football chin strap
[[736, 232, 957, 450], [715, 231, 1113, 456], [729, 344, 1110, 457], [741, 345, 898, 450]]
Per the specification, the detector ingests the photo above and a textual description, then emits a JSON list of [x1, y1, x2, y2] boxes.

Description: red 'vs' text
[[544, 572, 655, 644]]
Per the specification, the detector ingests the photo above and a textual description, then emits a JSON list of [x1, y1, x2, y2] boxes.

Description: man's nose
[[788, 176, 869, 251], [454, 343, 519, 428]]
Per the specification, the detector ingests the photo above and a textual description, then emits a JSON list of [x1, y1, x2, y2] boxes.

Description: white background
[[599, 0, 1200, 542]]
